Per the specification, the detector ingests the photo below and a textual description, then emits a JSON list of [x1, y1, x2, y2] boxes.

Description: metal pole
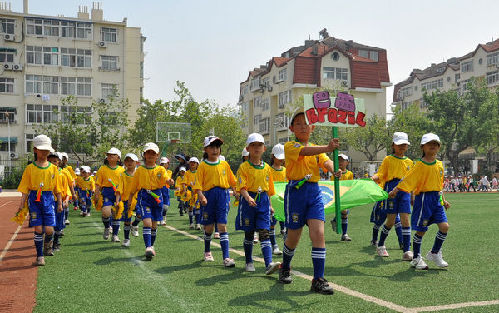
[[7, 112, 11, 171], [332, 126, 341, 234]]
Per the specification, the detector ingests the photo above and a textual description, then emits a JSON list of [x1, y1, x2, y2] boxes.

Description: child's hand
[[200, 195, 207, 206], [270, 206, 275, 214], [371, 175, 379, 183], [246, 196, 257, 207], [57, 203, 63, 213], [114, 201, 120, 208], [327, 138, 340, 152], [333, 170, 342, 178], [443, 200, 451, 210], [388, 190, 397, 198]]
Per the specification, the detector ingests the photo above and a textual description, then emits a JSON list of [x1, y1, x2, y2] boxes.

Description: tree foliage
[[342, 114, 390, 161]]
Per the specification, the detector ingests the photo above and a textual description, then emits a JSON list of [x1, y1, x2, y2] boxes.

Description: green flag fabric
[[271, 179, 388, 222]]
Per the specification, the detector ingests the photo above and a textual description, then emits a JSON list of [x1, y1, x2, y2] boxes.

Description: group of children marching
[[17, 109, 451, 295]]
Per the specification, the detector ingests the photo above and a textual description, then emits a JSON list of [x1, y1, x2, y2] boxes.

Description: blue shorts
[[28, 191, 56, 227], [200, 187, 230, 225], [101, 187, 116, 207], [235, 191, 271, 231], [78, 189, 93, 210], [161, 186, 170, 206], [121, 201, 132, 223], [270, 215, 277, 227], [370, 200, 401, 226], [136, 189, 163, 222], [284, 181, 324, 230], [384, 180, 411, 215], [412, 191, 447, 232], [55, 210, 65, 231]]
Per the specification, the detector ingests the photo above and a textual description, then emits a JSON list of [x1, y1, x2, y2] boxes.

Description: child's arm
[[324, 160, 342, 178], [240, 188, 257, 207], [196, 189, 207, 206], [17, 193, 28, 213], [299, 138, 339, 156], [56, 193, 63, 212]]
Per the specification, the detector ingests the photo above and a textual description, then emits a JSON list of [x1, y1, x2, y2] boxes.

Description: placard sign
[[304, 91, 366, 127]]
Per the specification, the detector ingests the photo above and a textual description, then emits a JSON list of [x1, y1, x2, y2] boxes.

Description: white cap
[[56, 152, 64, 160], [204, 136, 223, 147], [75, 168, 81, 175], [189, 157, 199, 164], [271, 144, 285, 160], [421, 133, 441, 145], [33, 134, 53, 152], [143, 142, 160, 154], [290, 107, 305, 125], [179, 166, 186, 172], [242, 147, 249, 157], [338, 153, 349, 161], [219, 155, 226, 161], [81, 166, 92, 173], [124, 153, 138, 162], [160, 157, 169, 164], [61, 152, 68, 159], [48, 151, 60, 159], [246, 133, 265, 145], [393, 132, 410, 145], [107, 147, 122, 158]]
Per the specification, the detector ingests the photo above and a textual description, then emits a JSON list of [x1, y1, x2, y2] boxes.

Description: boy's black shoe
[[279, 267, 292, 284], [311, 277, 334, 295]]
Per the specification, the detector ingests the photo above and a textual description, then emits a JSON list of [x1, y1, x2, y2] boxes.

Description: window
[[259, 117, 269, 133], [0, 140, 16, 152], [26, 75, 58, 94], [331, 51, 340, 61], [487, 52, 499, 66], [27, 46, 58, 66], [253, 114, 261, 125], [262, 77, 269, 87], [421, 78, 443, 91], [0, 49, 15, 63], [358, 50, 369, 58], [43, 19, 59, 36], [0, 18, 15, 34], [275, 113, 289, 130], [358, 49, 378, 61], [254, 96, 262, 109], [101, 83, 117, 98], [261, 98, 270, 111], [26, 104, 58, 124], [278, 68, 287, 82], [323, 67, 348, 80], [487, 72, 499, 85], [250, 78, 260, 91], [0, 78, 14, 93], [101, 56, 118, 70], [61, 48, 91, 68], [398, 87, 413, 98], [0, 107, 16, 123], [278, 137, 290, 144], [26, 46, 42, 64], [25, 133, 36, 153], [61, 21, 75, 37], [61, 77, 76, 95], [76, 23, 92, 39], [101, 27, 117, 42], [43, 47, 58, 65], [77, 77, 91, 96], [26, 19, 43, 35], [461, 61, 473, 72], [61, 106, 91, 124], [278, 90, 292, 108], [455, 73, 460, 82]]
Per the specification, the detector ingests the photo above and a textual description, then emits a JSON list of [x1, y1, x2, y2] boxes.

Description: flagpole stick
[[332, 126, 341, 234]]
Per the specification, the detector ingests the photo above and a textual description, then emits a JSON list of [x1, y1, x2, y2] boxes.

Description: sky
[[12, 0, 499, 113]]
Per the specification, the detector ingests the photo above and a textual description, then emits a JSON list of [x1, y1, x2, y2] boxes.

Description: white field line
[[164, 225, 413, 313], [0, 201, 22, 265], [414, 300, 499, 312]]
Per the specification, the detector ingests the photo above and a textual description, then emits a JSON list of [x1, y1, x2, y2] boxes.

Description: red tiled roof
[[479, 38, 499, 52], [273, 57, 290, 67]]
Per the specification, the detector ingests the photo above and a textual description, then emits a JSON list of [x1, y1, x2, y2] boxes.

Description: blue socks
[[102, 217, 110, 229], [402, 227, 411, 252], [143, 227, 151, 248], [282, 243, 295, 270], [378, 225, 391, 246], [311, 247, 326, 279], [413, 234, 423, 257], [372, 224, 380, 243], [261, 239, 273, 267], [151, 228, 157, 246], [34, 232, 43, 257], [204, 232, 212, 253], [431, 231, 447, 253], [219, 232, 230, 259], [188, 211, 193, 224], [112, 220, 120, 236], [269, 228, 276, 246], [124, 225, 130, 240], [341, 217, 348, 235], [195, 211, 200, 224], [395, 221, 403, 246], [243, 238, 253, 264]]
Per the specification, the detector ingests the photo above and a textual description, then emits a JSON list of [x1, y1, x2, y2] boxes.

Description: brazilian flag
[[271, 179, 388, 222]]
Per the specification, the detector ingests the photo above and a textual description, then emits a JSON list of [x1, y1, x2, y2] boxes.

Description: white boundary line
[[0, 200, 23, 264], [414, 300, 499, 312]]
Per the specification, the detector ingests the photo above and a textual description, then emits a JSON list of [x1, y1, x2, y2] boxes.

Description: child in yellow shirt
[[330, 154, 353, 241], [269, 143, 287, 253]]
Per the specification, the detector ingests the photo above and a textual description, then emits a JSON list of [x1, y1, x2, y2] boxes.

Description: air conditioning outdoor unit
[[12, 64, 22, 71], [3, 63, 11, 70], [10, 152, 19, 159], [98, 41, 107, 48], [4, 34, 15, 41], [267, 86, 273, 92]]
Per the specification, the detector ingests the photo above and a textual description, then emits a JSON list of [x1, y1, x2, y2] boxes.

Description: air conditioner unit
[[98, 41, 107, 48], [267, 86, 273, 92], [12, 64, 22, 71], [4, 34, 15, 41], [99, 98, 106, 103], [341, 81, 348, 87], [3, 63, 11, 70], [10, 152, 19, 159]]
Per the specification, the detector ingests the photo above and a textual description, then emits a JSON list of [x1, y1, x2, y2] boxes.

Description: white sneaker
[[86, 212, 91, 217], [145, 247, 155, 260], [103, 228, 110, 240], [223, 258, 235, 267], [80, 211, 85, 216], [161, 220, 166, 226], [214, 232, 220, 239], [410, 255, 429, 270], [122, 239, 130, 247], [65, 219, 70, 225], [195, 224, 201, 230], [189, 223, 194, 229], [204, 252, 214, 262], [111, 235, 120, 243], [265, 262, 281, 275], [245, 262, 255, 272], [402, 251, 414, 261], [131, 226, 139, 237], [377, 245, 389, 257], [273, 245, 283, 255], [426, 250, 448, 267]]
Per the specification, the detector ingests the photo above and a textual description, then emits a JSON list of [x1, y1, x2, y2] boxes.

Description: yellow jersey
[[376, 155, 413, 184], [284, 141, 330, 183], [95, 165, 125, 188], [184, 170, 197, 189], [59, 168, 72, 198], [79, 176, 95, 192], [65, 165, 76, 181], [193, 160, 237, 191], [270, 166, 287, 182], [129, 165, 168, 193], [236, 161, 275, 196], [338, 170, 354, 181], [175, 175, 186, 196], [397, 159, 444, 195], [117, 170, 135, 200], [75, 176, 83, 189], [18, 162, 63, 195]]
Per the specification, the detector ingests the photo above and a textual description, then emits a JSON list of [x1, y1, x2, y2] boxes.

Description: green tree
[[342, 114, 390, 161]]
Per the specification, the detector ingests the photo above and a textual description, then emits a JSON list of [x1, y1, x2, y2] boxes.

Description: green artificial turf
[[34, 192, 499, 313]]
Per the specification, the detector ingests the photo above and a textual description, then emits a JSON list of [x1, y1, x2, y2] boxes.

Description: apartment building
[[239, 32, 391, 152], [0, 1, 145, 160], [393, 39, 499, 110]]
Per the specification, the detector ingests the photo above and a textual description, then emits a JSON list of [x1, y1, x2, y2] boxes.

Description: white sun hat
[[421, 133, 441, 145], [179, 166, 186, 172], [107, 147, 122, 158], [143, 142, 160, 154], [189, 157, 199, 164], [160, 157, 170, 164], [338, 153, 349, 161], [33, 134, 53, 152], [124, 153, 138, 162], [392, 132, 410, 145], [246, 133, 265, 145], [271, 144, 285, 160], [204, 136, 224, 147], [241, 147, 249, 157]]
